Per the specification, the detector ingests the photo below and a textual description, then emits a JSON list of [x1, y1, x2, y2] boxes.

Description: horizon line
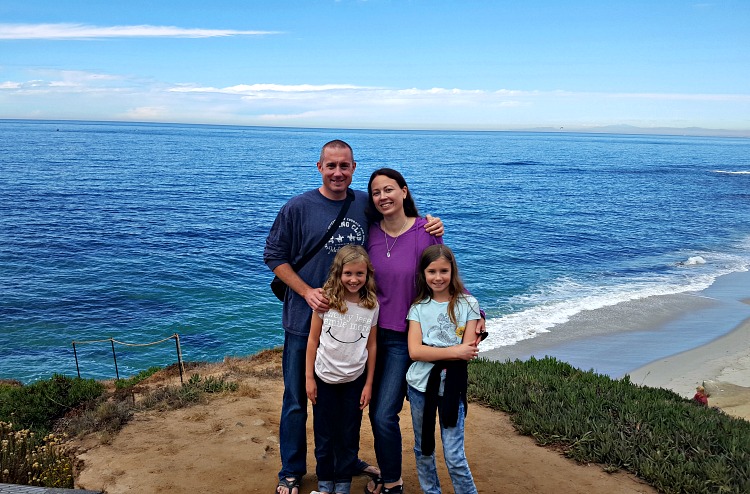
[[1, 117, 748, 139]]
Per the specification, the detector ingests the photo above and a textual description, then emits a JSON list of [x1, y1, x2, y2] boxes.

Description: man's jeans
[[279, 332, 308, 480], [407, 385, 477, 494], [312, 373, 366, 494], [368, 329, 411, 483]]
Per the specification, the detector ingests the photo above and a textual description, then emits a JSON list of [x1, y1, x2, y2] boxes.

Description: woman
[[364, 168, 485, 494], [365, 167, 440, 494]]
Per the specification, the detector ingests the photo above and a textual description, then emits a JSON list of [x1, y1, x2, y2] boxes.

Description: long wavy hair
[[366, 168, 420, 222], [323, 244, 378, 312], [414, 244, 467, 326]]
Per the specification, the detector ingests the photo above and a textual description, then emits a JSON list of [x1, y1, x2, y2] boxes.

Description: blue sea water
[[1, 120, 749, 383]]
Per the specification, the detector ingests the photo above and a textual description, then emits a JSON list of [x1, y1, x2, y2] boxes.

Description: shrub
[[0, 375, 105, 432]]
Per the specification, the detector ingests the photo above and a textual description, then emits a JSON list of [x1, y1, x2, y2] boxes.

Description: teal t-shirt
[[405, 295, 480, 392]]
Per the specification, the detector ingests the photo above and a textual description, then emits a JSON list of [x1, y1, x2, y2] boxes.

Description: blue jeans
[[279, 332, 309, 481], [368, 329, 411, 483], [312, 373, 366, 494], [407, 385, 477, 494]]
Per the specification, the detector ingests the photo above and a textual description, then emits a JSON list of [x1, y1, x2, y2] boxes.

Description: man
[[264, 140, 442, 494]]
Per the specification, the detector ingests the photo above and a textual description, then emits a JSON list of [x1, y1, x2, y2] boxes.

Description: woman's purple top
[[367, 217, 443, 332]]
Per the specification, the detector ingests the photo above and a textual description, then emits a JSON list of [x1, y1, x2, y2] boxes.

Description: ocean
[[1, 120, 749, 383]]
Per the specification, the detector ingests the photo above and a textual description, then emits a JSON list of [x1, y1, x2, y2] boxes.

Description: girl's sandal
[[275, 477, 300, 494]]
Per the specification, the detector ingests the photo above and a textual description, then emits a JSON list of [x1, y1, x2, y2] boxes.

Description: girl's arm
[[305, 313, 324, 405], [360, 325, 377, 410], [408, 320, 479, 362]]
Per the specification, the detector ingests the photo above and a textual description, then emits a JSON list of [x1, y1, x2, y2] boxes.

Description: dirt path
[[72, 354, 656, 494]]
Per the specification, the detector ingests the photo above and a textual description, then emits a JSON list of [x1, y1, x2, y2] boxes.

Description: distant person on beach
[[693, 385, 709, 407], [406, 244, 482, 494], [363, 168, 485, 494], [305, 245, 379, 494], [264, 140, 443, 494]]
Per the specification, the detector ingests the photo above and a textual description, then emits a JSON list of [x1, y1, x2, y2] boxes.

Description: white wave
[[680, 255, 706, 266], [482, 250, 750, 351], [712, 170, 750, 175]]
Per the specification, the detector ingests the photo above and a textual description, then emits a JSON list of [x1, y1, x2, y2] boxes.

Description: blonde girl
[[306, 245, 379, 494], [406, 244, 481, 494]]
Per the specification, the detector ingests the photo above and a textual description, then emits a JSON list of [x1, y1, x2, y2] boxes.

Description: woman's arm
[[360, 325, 377, 410], [462, 319, 481, 345], [408, 320, 479, 362], [305, 313, 324, 404]]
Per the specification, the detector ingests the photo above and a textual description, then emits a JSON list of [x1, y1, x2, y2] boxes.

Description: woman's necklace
[[384, 217, 409, 258]]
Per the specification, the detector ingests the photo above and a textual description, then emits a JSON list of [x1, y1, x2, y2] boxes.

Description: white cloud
[[170, 83, 362, 94], [122, 106, 171, 119], [0, 23, 280, 40], [2, 74, 748, 131]]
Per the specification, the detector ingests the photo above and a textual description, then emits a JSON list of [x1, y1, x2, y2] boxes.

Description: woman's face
[[370, 175, 407, 217]]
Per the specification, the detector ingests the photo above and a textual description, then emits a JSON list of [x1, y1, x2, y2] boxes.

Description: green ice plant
[[468, 357, 750, 494]]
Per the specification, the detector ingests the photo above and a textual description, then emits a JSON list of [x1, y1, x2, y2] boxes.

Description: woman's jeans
[[369, 328, 411, 483], [407, 385, 477, 494], [312, 373, 366, 494]]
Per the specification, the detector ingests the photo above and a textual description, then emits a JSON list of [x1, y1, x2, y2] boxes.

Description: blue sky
[[1, 1, 749, 132]]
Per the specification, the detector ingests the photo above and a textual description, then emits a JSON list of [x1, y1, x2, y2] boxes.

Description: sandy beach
[[628, 312, 750, 419]]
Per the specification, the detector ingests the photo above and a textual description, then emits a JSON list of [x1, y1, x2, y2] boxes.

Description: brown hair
[[366, 168, 420, 222], [319, 139, 354, 163], [414, 244, 466, 326], [322, 244, 378, 312]]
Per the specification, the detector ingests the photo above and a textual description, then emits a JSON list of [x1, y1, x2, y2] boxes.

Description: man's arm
[[424, 214, 444, 237], [273, 263, 330, 312]]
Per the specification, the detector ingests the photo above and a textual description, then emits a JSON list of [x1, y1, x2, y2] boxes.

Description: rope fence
[[72, 333, 184, 384]]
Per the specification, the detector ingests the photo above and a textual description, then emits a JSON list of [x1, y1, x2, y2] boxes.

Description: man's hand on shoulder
[[424, 214, 444, 237], [305, 287, 330, 313]]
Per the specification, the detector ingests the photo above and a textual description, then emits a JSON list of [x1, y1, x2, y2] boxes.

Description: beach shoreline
[[627, 313, 750, 419], [482, 270, 750, 421]]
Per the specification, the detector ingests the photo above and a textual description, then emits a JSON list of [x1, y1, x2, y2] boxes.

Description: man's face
[[317, 146, 356, 200]]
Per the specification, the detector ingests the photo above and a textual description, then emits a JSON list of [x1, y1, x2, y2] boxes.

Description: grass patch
[[468, 356, 750, 494], [132, 373, 238, 411], [114, 366, 162, 390]]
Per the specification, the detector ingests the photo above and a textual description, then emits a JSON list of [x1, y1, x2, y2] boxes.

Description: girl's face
[[424, 257, 452, 298], [370, 175, 407, 217], [341, 261, 368, 298]]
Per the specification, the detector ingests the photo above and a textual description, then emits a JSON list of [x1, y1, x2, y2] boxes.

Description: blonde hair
[[414, 244, 467, 326], [322, 245, 378, 312]]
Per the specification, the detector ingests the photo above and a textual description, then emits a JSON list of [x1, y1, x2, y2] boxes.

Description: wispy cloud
[[0, 23, 280, 40], [2, 74, 748, 131], [168, 83, 750, 103], [170, 83, 363, 94]]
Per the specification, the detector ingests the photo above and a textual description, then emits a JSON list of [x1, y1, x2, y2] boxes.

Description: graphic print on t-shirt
[[324, 309, 372, 344], [324, 217, 366, 254], [425, 312, 464, 346]]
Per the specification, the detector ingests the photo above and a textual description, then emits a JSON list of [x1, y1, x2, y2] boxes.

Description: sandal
[[276, 477, 300, 494], [363, 476, 384, 494], [357, 461, 381, 479], [382, 485, 403, 494]]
